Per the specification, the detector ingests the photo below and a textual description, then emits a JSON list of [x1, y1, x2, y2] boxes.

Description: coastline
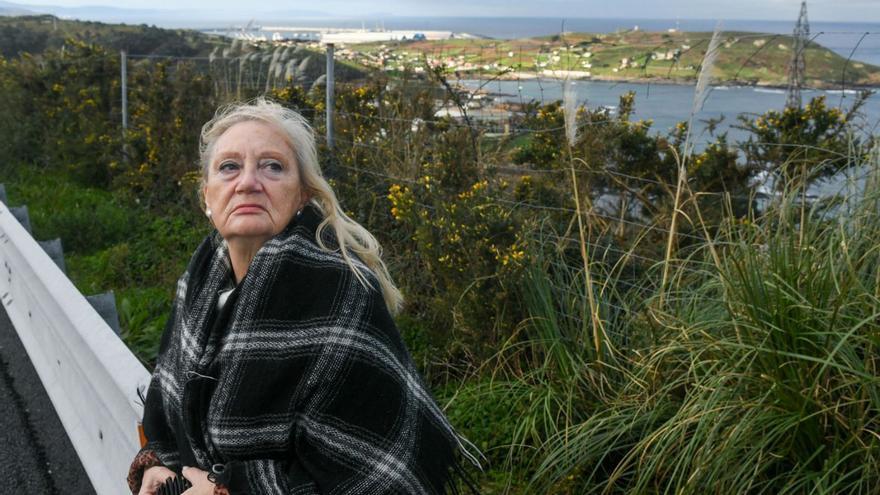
[[478, 70, 880, 91]]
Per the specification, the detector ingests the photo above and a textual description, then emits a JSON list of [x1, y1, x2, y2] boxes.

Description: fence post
[[120, 50, 128, 133], [325, 43, 335, 153]]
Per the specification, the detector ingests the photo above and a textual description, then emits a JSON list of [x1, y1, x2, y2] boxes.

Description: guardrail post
[[38, 238, 66, 274], [86, 291, 121, 336], [10, 205, 31, 234]]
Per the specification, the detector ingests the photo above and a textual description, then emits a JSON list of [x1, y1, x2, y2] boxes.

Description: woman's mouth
[[232, 204, 266, 214]]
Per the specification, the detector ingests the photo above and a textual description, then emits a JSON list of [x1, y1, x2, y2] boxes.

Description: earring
[[206, 208, 213, 218]]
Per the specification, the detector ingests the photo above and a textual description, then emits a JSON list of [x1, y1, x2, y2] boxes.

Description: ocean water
[[457, 78, 880, 147]]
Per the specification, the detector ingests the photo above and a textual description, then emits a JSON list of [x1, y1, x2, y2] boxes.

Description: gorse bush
[[0, 39, 219, 208], [739, 94, 869, 186], [388, 175, 529, 365], [1, 40, 122, 184], [121, 60, 216, 208]]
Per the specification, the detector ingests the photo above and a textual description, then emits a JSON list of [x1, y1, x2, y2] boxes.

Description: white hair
[[199, 97, 403, 314]]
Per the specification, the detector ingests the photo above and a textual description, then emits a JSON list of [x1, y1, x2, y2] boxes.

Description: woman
[[127, 98, 479, 495]]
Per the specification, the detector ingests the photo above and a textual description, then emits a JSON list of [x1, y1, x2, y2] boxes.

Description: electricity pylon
[[786, 1, 810, 109]]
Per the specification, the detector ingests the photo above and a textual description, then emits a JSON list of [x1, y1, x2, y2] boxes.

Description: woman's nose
[[235, 163, 263, 193]]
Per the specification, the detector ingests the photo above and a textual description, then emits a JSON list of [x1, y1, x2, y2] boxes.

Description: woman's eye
[[218, 161, 239, 173], [263, 161, 284, 173]]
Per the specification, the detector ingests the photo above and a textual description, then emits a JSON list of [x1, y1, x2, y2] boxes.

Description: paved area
[[0, 305, 95, 494]]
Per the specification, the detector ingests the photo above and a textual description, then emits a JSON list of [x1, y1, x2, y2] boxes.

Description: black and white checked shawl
[[138, 205, 479, 494]]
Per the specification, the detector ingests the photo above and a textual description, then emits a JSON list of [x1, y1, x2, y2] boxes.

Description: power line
[[839, 32, 872, 107], [328, 132, 876, 211]]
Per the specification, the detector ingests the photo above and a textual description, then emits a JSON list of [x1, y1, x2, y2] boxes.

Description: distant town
[[202, 24, 475, 44]]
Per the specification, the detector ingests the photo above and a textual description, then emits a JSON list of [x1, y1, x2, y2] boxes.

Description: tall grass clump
[[522, 156, 880, 493], [446, 228, 637, 491], [660, 22, 722, 306]]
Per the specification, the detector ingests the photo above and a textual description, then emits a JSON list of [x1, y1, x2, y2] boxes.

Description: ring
[[207, 463, 226, 484]]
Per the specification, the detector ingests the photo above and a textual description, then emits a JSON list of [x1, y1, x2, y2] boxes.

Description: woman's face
[[204, 120, 305, 246]]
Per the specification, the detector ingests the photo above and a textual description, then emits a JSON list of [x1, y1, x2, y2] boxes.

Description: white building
[[321, 30, 456, 44]]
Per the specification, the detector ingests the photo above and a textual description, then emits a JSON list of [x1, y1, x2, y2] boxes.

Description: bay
[[458, 78, 880, 148]]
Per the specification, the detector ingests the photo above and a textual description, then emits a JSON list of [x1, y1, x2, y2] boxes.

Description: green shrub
[[4, 166, 132, 253], [118, 287, 173, 365]]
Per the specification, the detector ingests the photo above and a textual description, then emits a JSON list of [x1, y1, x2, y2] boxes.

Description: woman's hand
[[181, 466, 215, 495], [138, 465, 178, 495]]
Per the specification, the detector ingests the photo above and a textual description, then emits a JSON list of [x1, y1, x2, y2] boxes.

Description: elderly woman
[[127, 98, 479, 495]]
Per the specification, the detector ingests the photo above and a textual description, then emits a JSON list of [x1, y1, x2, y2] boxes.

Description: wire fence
[[116, 32, 880, 168], [114, 25, 880, 165], [327, 132, 878, 286]]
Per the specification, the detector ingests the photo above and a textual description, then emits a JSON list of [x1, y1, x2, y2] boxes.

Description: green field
[[341, 30, 880, 88]]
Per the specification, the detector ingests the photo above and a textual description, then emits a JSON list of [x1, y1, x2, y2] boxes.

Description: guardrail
[[0, 199, 150, 495]]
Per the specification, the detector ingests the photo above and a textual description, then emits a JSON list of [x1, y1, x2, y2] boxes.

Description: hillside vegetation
[[0, 14, 216, 57], [345, 30, 880, 88], [0, 15, 367, 87]]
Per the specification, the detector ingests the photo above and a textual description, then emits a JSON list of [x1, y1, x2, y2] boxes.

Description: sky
[[4, 0, 879, 22]]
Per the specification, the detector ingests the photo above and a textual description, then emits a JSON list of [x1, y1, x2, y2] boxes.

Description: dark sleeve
[[127, 449, 164, 494]]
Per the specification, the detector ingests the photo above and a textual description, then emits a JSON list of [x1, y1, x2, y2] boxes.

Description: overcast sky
[[6, 0, 880, 22]]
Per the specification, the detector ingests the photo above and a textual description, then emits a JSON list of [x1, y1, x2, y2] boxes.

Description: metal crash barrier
[[0, 200, 150, 494]]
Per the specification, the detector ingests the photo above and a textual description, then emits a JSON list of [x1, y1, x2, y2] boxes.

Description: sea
[[457, 79, 880, 147]]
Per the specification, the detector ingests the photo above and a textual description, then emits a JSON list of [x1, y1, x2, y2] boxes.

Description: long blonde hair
[[199, 97, 403, 314]]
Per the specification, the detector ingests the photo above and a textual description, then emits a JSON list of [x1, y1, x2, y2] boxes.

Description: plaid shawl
[[137, 205, 480, 494]]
